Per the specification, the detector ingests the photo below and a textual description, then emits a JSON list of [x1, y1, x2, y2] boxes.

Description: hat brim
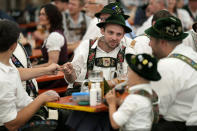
[[97, 21, 132, 33], [145, 27, 188, 41], [95, 11, 130, 20], [125, 54, 161, 81]]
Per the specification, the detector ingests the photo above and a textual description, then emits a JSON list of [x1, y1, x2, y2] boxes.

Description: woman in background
[[167, 0, 193, 31], [36, 4, 68, 67], [36, 4, 68, 90]]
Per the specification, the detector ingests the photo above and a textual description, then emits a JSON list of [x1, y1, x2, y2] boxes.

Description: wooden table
[[30, 49, 42, 59], [46, 96, 108, 113], [36, 71, 64, 82]]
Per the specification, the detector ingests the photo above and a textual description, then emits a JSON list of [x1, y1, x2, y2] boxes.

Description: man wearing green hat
[[106, 53, 161, 131], [78, 2, 135, 47], [63, 14, 135, 131], [145, 16, 197, 131]]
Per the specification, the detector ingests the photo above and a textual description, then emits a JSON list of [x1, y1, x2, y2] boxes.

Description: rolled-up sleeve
[[113, 96, 137, 126], [46, 32, 64, 52]]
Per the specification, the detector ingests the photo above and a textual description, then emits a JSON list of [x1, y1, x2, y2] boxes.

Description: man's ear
[[100, 28, 105, 35], [9, 42, 17, 52]]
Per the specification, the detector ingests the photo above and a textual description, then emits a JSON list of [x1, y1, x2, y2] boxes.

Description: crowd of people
[[0, 0, 197, 131]]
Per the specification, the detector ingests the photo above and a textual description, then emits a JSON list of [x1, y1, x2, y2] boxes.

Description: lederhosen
[[85, 39, 126, 79], [66, 38, 126, 96], [39, 30, 68, 90], [11, 43, 38, 97], [152, 53, 197, 131], [65, 12, 87, 40], [66, 39, 126, 131]]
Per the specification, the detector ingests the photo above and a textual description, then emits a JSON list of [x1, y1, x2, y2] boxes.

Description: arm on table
[[4, 91, 59, 131], [18, 63, 60, 81]]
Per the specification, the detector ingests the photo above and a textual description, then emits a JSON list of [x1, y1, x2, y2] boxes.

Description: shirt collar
[[168, 44, 185, 57], [128, 83, 152, 95], [91, 38, 123, 52]]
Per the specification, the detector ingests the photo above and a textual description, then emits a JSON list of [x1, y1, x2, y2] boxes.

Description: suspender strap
[[133, 89, 160, 124], [95, 57, 117, 68], [169, 53, 197, 71], [11, 43, 38, 97], [85, 39, 126, 79]]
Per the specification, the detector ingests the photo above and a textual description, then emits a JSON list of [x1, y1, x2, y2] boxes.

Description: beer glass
[[88, 70, 104, 98]]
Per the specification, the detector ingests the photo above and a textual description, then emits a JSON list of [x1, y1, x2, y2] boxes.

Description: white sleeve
[[178, 9, 193, 30], [82, 18, 102, 41], [46, 32, 64, 52], [150, 59, 177, 116], [183, 31, 196, 51], [113, 95, 137, 126], [187, 94, 197, 125], [136, 16, 153, 36], [134, 36, 152, 55], [0, 81, 18, 124], [65, 40, 89, 86]]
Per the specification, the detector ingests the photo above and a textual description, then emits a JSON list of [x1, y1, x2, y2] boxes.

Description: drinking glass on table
[[117, 63, 128, 83]]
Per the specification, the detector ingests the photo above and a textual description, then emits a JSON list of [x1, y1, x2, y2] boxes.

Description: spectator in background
[[166, 0, 193, 31], [35, 4, 68, 67], [176, 0, 185, 8], [34, 4, 68, 90], [52, 0, 68, 12], [0, 10, 15, 21], [183, 0, 197, 22], [134, 2, 149, 26], [63, 0, 91, 53]]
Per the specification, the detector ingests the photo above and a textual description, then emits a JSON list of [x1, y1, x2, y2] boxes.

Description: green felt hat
[[95, 2, 129, 20], [97, 14, 132, 33], [125, 53, 161, 81], [145, 16, 188, 41]]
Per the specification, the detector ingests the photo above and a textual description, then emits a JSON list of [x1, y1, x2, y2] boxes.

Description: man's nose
[[111, 34, 117, 40]]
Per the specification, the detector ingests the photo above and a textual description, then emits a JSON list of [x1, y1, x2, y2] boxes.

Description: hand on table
[[39, 90, 60, 103]]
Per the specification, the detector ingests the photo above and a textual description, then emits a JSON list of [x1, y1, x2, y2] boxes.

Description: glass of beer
[[117, 63, 128, 83], [88, 70, 104, 98]]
